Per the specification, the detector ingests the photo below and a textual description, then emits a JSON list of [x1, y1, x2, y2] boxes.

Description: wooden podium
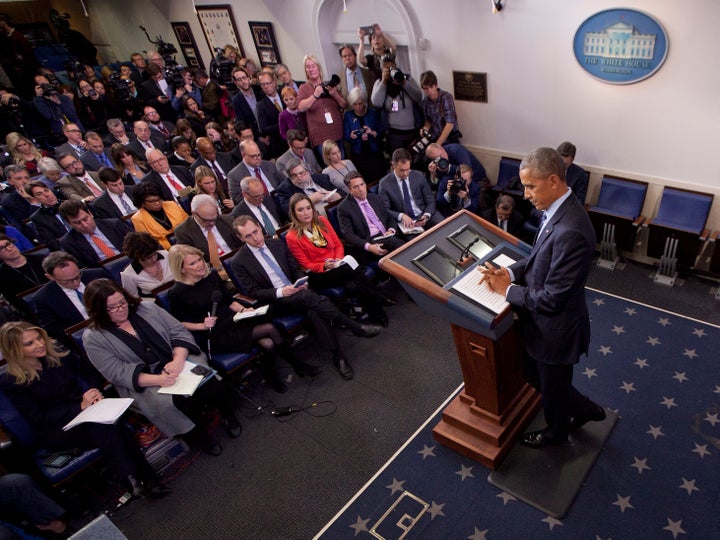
[[379, 211, 540, 469]]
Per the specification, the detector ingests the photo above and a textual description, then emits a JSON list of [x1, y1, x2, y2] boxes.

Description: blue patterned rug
[[315, 289, 720, 540]]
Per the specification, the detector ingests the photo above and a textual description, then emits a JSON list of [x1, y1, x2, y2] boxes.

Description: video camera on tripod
[[139, 25, 187, 89]]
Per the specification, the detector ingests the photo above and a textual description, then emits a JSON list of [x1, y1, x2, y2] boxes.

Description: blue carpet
[[316, 289, 720, 540]]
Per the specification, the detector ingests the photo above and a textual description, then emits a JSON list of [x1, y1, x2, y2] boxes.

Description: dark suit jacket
[[227, 161, 286, 203], [336, 193, 403, 251], [230, 240, 305, 303], [173, 215, 241, 262], [90, 186, 136, 220], [378, 170, 438, 221], [190, 152, 236, 193], [275, 148, 321, 176], [149, 121, 175, 140], [54, 141, 85, 160], [80, 148, 115, 172], [126, 134, 167, 161], [141, 167, 195, 202], [481, 207, 525, 237], [566, 163, 589, 204], [102, 132, 136, 148], [0, 253, 48, 314], [275, 173, 335, 217], [436, 175, 483, 216], [59, 218, 133, 268], [139, 79, 177, 122], [34, 267, 110, 345], [56, 172, 105, 202], [506, 194, 595, 366], [231, 89, 261, 137], [231, 196, 286, 235], [0, 189, 36, 224], [256, 96, 285, 158], [29, 205, 71, 250]]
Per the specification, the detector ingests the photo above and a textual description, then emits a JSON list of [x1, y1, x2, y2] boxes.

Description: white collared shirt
[[60, 281, 88, 319]]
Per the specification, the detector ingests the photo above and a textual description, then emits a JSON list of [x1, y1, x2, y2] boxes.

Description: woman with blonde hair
[[297, 54, 346, 153], [193, 166, 234, 212], [321, 139, 355, 193], [6, 132, 46, 175], [0, 321, 169, 498]]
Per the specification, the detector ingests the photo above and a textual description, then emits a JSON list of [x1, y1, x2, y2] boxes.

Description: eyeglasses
[[289, 169, 309, 179], [194, 213, 217, 224], [62, 159, 82, 168], [65, 129, 81, 133], [55, 274, 81, 286], [0, 241, 16, 251], [259, 81, 274, 87], [148, 157, 168, 165], [106, 299, 128, 312]]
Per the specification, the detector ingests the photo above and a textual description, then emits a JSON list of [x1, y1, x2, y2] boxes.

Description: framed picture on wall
[[248, 21, 282, 67], [171, 22, 205, 70], [196, 5, 244, 58]]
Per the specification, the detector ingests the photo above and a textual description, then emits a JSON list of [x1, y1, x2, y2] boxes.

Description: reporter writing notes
[[479, 147, 606, 449]]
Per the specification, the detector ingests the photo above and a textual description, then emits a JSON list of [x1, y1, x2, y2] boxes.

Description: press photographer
[[32, 74, 84, 140]]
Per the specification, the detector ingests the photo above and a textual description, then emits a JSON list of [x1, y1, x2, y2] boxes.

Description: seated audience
[[141, 148, 194, 203], [557, 141, 589, 204], [58, 199, 132, 268], [204, 122, 235, 152], [275, 129, 321, 176], [420, 70, 461, 146], [167, 136, 196, 169], [82, 279, 241, 456], [0, 321, 170, 499], [191, 137, 234, 195], [143, 105, 174, 142], [227, 140, 285, 203], [104, 117, 134, 147], [337, 171, 405, 264], [344, 87, 386, 183], [126, 120, 166, 161], [91, 167, 137, 219], [111, 142, 149, 185], [35, 157, 67, 190], [56, 153, 105, 203], [435, 163, 484, 217], [80, 131, 114, 171], [5, 132, 46, 175], [275, 158, 340, 217], [230, 177, 285, 235], [131, 182, 188, 249], [0, 472, 68, 537], [230, 215, 382, 380], [27, 180, 69, 250], [0, 223, 33, 251], [481, 194, 525, 236], [120, 232, 173, 299], [54, 122, 88, 160], [193, 165, 234, 214], [2, 165, 38, 224], [171, 119, 198, 149], [321, 139, 355, 193], [285, 193, 389, 326], [168, 244, 318, 392], [278, 86, 306, 141], [0, 234, 47, 315]]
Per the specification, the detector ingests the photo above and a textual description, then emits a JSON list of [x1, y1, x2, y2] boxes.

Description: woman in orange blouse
[[130, 183, 188, 249], [285, 193, 389, 326]]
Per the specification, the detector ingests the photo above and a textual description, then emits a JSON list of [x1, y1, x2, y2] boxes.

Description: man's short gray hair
[[347, 87, 366, 108], [284, 156, 306, 177], [37, 157, 62, 174], [190, 193, 217, 212], [240, 176, 262, 192], [519, 147, 566, 182]]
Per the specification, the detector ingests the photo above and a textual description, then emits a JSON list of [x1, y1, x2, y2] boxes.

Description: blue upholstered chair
[[99, 254, 132, 285], [492, 156, 523, 196]]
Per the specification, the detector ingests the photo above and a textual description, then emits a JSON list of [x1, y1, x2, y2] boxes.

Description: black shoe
[[127, 475, 146, 498], [383, 296, 398, 306], [351, 324, 382, 337], [224, 416, 242, 438], [569, 402, 607, 431], [292, 361, 322, 378], [334, 358, 354, 380], [146, 479, 172, 499], [201, 435, 223, 456], [267, 374, 288, 393], [373, 313, 389, 327], [520, 430, 568, 449]]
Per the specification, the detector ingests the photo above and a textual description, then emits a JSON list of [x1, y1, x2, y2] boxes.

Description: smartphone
[[44, 453, 72, 468], [191, 365, 212, 377], [293, 276, 309, 288], [359, 25, 375, 36]]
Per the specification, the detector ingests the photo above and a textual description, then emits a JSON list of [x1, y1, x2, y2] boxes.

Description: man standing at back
[[480, 147, 605, 448]]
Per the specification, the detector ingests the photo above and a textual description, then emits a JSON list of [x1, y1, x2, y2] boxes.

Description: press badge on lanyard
[[324, 108, 334, 124]]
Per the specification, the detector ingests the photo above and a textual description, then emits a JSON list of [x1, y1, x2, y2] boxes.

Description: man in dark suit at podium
[[480, 147, 605, 449]]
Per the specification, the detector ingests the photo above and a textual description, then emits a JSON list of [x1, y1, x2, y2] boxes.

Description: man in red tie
[[141, 148, 194, 202], [56, 153, 106, 203], [227, 140, 285, 204]]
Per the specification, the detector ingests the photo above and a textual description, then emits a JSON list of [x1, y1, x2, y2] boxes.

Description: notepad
[[233, 304, 269, 321], [157, 362, 214, 396], [63, 398, 134, 431]]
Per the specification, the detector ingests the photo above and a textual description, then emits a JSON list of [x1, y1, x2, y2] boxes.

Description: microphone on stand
[[457, 237, 480, 265]]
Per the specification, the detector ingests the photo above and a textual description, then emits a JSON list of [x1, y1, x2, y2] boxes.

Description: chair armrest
[[633, 216, 646, 227], [700, 228, 711, 242], [711, 231, 719, 242]]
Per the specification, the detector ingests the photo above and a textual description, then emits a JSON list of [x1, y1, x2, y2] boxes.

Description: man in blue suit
[[480, 147, 605, 448]]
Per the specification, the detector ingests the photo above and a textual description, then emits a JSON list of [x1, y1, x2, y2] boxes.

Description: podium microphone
[[457, 237, 480, 265]]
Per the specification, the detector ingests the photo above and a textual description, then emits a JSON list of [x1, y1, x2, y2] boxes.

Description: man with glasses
[[55, 153, 106, 203], [174, 194, 241, 278], [126, 120, 167, 161], [0, 233, 48, 316], [275, 157, 338, 217], [143, 106, 175, 142], [58, 200, 132, 269], [141, 148, 194, 202], [231, 177, 285, 235], [190, 137, 236, 194], [33, 251, 110, 348], [255, 71, 285, 158], [275, 129, 321, 177], [227, 140, 284, 203], [230, 66, 261, 137], [54, 123, 88, 159]]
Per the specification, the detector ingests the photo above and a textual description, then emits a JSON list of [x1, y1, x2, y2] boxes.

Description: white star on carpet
[[692, 327, 706, 338], [646, 336, 661, 346], [624, 307, 637, 316], [497, 492, 516, 505], [612, 494, 634, 512], [418, 444, 436, 459], [692, 443, 711, 458], [582, 367, 598, 379], [542, 516, 563, 530], [634, 357, 649, 369], [657, 317, 671, 326], [598, 345, 612, 356], [682, 348, 698, 359], [704, 412, 720, 427], [611, 325, 625, 335], [620, 381, 636, 394], [660, 396, 678, 409], [349, 516, 370, 536], [714, 385, 720, 394], [592, 298, 604, 306], [385, 478, 405, 495], [456, 464, 475, 481], [679, 478, 699, 495], [467, 527, 488, 540], [663, 518, 686, 539], [631, 457, 651, 474], [428, 501, 445, 519], [647, 425, 664, 439], [672, 371, 688, 383]]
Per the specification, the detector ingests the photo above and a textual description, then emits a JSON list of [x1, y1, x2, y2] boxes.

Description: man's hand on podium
[[478, 262, 511, 295]]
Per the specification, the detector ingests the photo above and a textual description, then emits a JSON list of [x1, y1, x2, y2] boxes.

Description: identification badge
[[324, 111, 334, 124], [391, 99, 399, 112]]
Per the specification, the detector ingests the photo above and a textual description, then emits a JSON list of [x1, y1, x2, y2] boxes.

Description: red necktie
[[166, 174, 184, 192], [255, 168, 269, 195]]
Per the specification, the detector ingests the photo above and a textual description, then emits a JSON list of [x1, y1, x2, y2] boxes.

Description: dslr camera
[[411, 128, 435, 155], [39, 83, 59, 97], [390, 67, 408, 85], [432, 156, 450, 174], [448, 176, 467, 195]]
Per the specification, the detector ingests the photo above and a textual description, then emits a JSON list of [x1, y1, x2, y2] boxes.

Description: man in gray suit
[[480, 147, 605, 449], [56, 153, 106, 203], [275, 130, 321, 176], [378, 148, 443, 231], [227, 140, 285, 203], [54, 123, 87, 159]]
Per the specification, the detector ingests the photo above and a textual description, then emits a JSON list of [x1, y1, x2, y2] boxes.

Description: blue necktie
[[260, 247, 291, 286], [534, 212, 547, 245], [75, 289, 83, 302], [401, 179, 415, 219], [98, 152, 111, 167]]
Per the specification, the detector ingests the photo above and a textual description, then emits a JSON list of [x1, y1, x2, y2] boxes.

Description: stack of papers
[[63, 398, 134, 431]]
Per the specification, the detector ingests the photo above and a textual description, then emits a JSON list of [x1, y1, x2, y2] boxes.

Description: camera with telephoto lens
[[321, 74, 341, 94], [108, 72, 134, 103], [448, 176, 467, 195], [39, 83, 59, 97], [390, 67, 408, 84], [211, 48, 235, 87], [410, 128, 435, 155], [1, 95, 21, 113], [433, 156, 450, 173]]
